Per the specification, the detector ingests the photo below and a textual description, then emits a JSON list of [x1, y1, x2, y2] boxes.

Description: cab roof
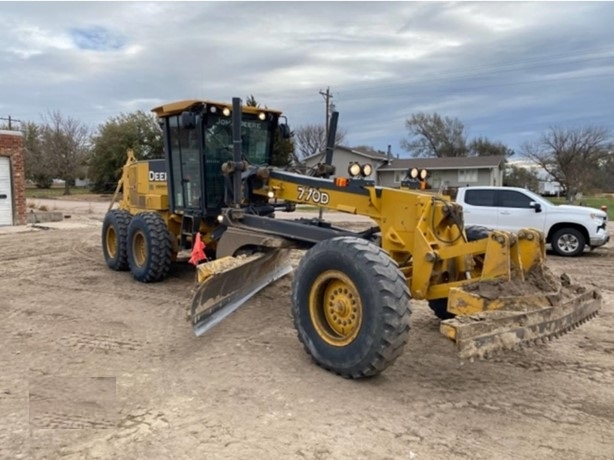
[[151, 99, 282, 118]]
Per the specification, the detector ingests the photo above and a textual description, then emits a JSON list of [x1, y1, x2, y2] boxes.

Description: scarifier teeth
[[449, 287, 601, 361]]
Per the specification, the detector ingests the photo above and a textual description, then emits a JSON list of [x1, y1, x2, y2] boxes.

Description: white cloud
[[0, 1, 612, 153]]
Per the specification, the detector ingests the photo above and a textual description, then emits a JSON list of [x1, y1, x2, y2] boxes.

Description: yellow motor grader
[[102, 97, 601, 378]]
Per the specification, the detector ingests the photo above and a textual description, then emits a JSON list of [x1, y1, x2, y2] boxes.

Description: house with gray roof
[[300, 145, 506, 190], [376, 155, 506, 190], [301, 146, 388, 179]]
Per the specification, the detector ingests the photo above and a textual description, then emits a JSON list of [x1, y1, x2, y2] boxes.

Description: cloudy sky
[[1, 1, 613, 156]]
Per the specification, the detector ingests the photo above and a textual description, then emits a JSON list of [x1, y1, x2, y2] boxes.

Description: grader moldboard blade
[[190, 250, 293, 336], [440, 269, 602, 360]]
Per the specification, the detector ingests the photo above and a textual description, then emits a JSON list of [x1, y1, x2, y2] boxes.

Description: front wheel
[[291, 237, 411, 378], [127, 212, 172, 282], [551, 228, 585, 257]]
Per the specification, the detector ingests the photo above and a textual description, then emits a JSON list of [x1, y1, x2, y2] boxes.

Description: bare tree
[[40, 111, 91, 195], [293, 124, 347, 160], [522, 126, 611, 199], [401, 112, 468, 157]]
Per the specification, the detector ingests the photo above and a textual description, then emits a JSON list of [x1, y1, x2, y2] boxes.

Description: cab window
[[464, 189, 496, 207], [500, 190, 533, 208]]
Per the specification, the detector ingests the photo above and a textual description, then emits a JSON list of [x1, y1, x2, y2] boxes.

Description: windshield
[[204, 114, 273, 165], [202, 113, 274, 211]]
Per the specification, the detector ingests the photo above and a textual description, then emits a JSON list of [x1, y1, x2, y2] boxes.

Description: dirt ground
[[2, 200, 613, 460]]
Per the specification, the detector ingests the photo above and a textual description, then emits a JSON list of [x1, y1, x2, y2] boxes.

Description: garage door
[[0, 156, 13, 226]]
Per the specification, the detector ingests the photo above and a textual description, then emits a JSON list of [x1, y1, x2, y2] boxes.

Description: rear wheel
[[102, 209, 132, 271], [127, 212, 172, 282], [291, 237, 411, 378], [551, 228, 585, 257]]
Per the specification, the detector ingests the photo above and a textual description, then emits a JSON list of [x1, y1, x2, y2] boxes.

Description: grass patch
[[25, 186, 95, 199], [549, 195, 614, 211]]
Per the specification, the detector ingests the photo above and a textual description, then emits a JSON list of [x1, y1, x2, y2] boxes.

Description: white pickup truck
[[456, 186, 609, 257]]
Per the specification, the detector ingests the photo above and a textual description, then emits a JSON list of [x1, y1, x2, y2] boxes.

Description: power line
[[0, 116, 23, 130]]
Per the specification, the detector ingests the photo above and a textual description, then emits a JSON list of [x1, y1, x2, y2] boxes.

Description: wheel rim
[[105, 226, 117, 259], [558, 233, 579, 254], [308, 270, 363, 347], [132, 230, 147, 267]]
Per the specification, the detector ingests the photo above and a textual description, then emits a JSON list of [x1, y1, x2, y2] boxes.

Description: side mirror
[[278, 123, 291, 139], [530, 201, 542, 213]]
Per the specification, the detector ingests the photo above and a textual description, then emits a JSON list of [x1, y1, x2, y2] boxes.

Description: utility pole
[[0, 116, 23, 130], [319, 87, 333, 142]]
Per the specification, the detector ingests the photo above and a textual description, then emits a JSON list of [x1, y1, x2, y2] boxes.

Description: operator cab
[[152, 99, 284, 218]]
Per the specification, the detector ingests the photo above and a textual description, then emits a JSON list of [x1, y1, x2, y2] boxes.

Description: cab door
[[460, 189, 499, 228], [496, 189, 546, 232], [0, 156, 13, 226]]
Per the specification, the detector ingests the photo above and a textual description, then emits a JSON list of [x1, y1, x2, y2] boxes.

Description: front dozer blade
[[439, 270, 602, 360], [190, 250, 293, 337]]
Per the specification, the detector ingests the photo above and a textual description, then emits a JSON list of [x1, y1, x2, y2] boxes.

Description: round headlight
[[420, 169, 428, 180], [222, 107, 231, 117], [410, 168, 419, 179], [209, 106, 217, 114], [361, 163, 373, 177], [258, 112, 266, 121], [348, 162, 362, 177]]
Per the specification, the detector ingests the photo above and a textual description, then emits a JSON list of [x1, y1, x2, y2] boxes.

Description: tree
[[293, 124, 347, 160], [39, 111, 91, 195], [245, 94, 259, 107], [595, 145, 614, 192], [401, 112, 468, 157], [89, 111, 163, 193], [469, 137, 514, 157], [21, 121, 54, 188], [271, 130, 295, 167], [244, 95, 295, 166], [503, 164, 539, 191], [522, 126, 612, 199]]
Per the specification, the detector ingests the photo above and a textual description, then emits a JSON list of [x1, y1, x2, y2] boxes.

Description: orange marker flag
[[189, 233, 207, 266]]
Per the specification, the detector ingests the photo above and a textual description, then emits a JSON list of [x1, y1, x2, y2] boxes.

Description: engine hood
[[554, 204, 607, 218]]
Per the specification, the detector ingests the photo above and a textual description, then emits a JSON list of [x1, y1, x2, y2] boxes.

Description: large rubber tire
[[551, 227, 585, 257], [102, 209, 132, 271], [428, 225, 492, 320], [126, 212, 172, 283], [291, 237, 411, 378]]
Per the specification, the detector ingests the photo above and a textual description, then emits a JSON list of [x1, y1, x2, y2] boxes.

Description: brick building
[[0, 130, 27, 226]]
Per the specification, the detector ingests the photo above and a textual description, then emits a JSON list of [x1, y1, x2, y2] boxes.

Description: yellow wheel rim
[[308, 270, 363, 347], [105, 226, 117, 258], [132, 230, 147, 268]]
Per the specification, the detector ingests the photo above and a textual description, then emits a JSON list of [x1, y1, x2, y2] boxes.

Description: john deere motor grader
[[102, 97, 601, 378]]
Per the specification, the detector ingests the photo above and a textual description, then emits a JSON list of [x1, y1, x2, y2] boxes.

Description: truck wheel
[[127, 212, 172, 282], [428, 225, 491, 320], [102, 209, 132, 271], [291, 237, 411, 378], [551, 228, 585, 257]]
